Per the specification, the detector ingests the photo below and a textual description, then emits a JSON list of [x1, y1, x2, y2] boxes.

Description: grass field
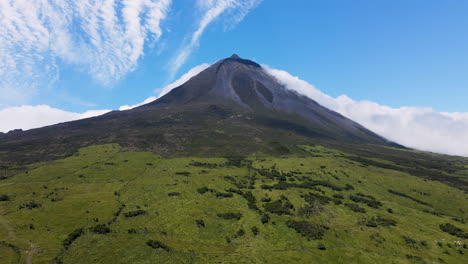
[[0, 144, 467, 263]]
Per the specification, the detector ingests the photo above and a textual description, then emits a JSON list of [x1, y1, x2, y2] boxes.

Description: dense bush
[[217, 212, 242, 220], [196, 219, 205, 228], [63, 228, 84, 248], [264, 199, 294, 215], [90, 224, 111, 234], [388, 189, 430, 206], [189, 161, 218, 168], [260, 212, 270, 224], [167, 192, 180, 196], [225, 188, 243, 195], [124, 210, 147, 218], [349, 193, 382, 208], [215, 192, 233, 198], [0, 194, 9, 201], [286, 220, 328, 240], [146, 240, 170, 252], [439, 223, 468, 239], [345, 203, 366, 213], [360, 216, 397, 227], [19, 201, 41, 210], [251, 226, 259, 236], [175, 171, 191, 176], [241, 191, 258, 210], [197, 187, 210, 194]]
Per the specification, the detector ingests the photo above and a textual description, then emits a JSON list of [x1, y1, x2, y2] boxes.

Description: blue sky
[[1, 0, 468, 156]]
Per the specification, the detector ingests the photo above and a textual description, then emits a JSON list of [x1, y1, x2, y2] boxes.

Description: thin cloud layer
[[264, 66, 468, 157], [0, 0, 172, 104], [0, 105, 111, 133], [169, 0, 262, 77]]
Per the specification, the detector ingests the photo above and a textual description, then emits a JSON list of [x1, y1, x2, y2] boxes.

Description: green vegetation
[[0, 143, 466, 263]]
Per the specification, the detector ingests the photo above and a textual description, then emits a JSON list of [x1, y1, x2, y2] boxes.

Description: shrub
[[175, 172, 190, 176], [63, 228, 84, 248], [439, 223, 468, 239], [146, 240, 170, 252], [19, 201, 41, 210], [260, 212, 270, 224], [167, 192, 180, 197], [360, 216, 397, 227], [128, 229, 137, 234], [197, 187, 210, 194], [90, 224, 111, 234], [196, 219, 205, 228], [233, 229, 245, 238], [251, 226, 259, 236], [287, 220, 328, 240], [241, 191, 258, 210], [124, 210, 147, 218], [317, 243, 326, 250], [388, 189, 430, 206], [215, 192, 233, 198], [264, 199, 294, 215], [349, 194, 382, 208], [345, 203, 366, 213], [0, 194, 9, 201], [217, 212, 242, 220], [225, 188, 243, 195]]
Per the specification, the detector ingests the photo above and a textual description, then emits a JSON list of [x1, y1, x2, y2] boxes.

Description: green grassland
[[0, 144, 467, 263]]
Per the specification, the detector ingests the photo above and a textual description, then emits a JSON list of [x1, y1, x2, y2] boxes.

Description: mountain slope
[[0, 55, 397, 165]]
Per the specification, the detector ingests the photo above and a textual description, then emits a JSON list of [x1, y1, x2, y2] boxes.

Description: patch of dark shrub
[[241, 191, 258, 210], [189, 161, 218, 168], [19, 201, 41, 210], [63, 228, 84, 248], [215, 192, 233, 198], [146, 240, 170, 252], [124, 210, 147, 218], [345, 203, 366, 213], [128, 229, 137, 234], [264, 199, 294, 215], [90, 224, 111, 234], [349, 193, 382, 208], [0, 194, 10, 201], [167, 192, 180, 197], [196, 219, 205, 228], [388, 189, 430, 206], [225, 188, 243, 195], [360, 216, 397, 227], [260, 212, 270, 224], [286, 220, 328, 240], [251, 226, 259, 236], [197, 186, 210, 194], [439, 223, 468, 239], [175, 171, 190, 176], [217, 212, 242, 220]]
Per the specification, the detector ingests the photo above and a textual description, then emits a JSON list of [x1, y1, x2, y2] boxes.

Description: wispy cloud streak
[[169, 0, 262, 77], [0, 0, 172, 104]]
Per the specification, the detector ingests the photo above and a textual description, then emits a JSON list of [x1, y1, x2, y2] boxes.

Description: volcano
[[0, 54, 399, 164]]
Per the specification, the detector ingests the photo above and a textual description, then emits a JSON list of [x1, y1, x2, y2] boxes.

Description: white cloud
[[169, 0, 262, 77], [264, 65, 468, 157], [0, 0, 172, 104], [0, 105, 111, 133], [157, 63, 210, 97], [119, 96, 157, 110]]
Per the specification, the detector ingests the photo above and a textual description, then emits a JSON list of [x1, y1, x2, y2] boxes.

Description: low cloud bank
[[263, 65, 468, 157], [0, 105, 111, 133]]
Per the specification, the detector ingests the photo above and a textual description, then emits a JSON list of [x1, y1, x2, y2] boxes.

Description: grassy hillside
[[0, 144, 467, 263]]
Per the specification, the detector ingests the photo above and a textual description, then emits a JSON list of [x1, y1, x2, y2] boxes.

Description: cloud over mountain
[[263, 66, 468, 157]]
